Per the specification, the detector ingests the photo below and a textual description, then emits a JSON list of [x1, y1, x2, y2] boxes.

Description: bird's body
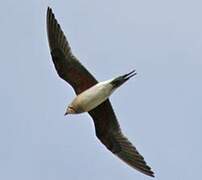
[[67, 79, 114, 114], [47, 7, 155, 177], [66, 70, 136, 114]]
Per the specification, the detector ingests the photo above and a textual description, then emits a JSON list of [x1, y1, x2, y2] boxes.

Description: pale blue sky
[[0, 0, 202, 179]]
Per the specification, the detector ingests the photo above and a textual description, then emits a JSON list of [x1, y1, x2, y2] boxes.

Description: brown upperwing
[[47, 7, 97, 94], [47, 7, 154, 177], [89, 102, 154, 177]]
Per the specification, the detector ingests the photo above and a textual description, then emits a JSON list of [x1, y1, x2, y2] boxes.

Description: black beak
[[64, 112, 68, 116]]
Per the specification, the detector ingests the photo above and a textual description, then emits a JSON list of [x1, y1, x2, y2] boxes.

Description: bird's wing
[[47, 7, 97, 94], [89, 100, 154, 177], [47, 7, 154, 177]]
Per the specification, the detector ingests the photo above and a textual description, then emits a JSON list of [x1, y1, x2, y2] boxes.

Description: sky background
[[0, 0, 202, 180]]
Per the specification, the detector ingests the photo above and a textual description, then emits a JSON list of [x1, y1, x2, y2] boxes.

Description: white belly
[[71, 80, 114, 112]]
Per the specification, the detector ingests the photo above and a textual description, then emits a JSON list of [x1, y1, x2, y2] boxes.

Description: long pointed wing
[[47, 7, 97, 94], [89, 101, 155, 177], [47, 7, 154, 177]]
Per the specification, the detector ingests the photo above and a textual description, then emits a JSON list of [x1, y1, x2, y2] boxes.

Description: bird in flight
[[46, 7, 154, 177]]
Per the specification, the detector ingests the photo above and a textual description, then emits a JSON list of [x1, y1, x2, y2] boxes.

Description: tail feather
[[111, 70, 137, 88]]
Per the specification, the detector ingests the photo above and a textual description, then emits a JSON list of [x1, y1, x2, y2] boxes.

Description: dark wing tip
[[47, 6, 51, 12], [46, 6, 56, 50], [47, 7, 53, 19], [116, 146, 155, 177], [46, 7, 98, 94], [46, 7, 53, 28], [98, 129, 155, 177], [47, 7, 55, 27], [46, 6, 70, 56]]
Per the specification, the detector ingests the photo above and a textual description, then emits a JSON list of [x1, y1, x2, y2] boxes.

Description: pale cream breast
[[70, 80, 114, 113]]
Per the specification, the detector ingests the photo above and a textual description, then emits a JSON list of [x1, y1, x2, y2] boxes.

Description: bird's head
[[64, 106, 76, 115]]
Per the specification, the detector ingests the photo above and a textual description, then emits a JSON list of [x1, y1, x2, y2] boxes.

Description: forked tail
[[110, 70, 137, 88]]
